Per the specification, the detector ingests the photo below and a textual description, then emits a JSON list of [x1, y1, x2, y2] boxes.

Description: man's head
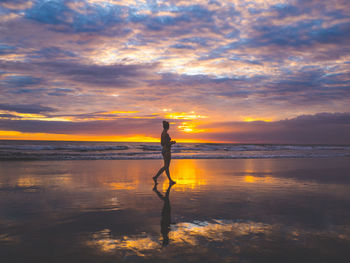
[[163, 120, 169, 130]]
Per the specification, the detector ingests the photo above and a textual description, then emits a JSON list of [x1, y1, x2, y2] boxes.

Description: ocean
[[1, 140, 350, 161]]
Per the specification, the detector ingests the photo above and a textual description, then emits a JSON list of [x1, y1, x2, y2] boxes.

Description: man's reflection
[[153, 183, 174, 247]]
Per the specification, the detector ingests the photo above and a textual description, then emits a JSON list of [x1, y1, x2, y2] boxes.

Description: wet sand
[[1, 158, 350, 262]]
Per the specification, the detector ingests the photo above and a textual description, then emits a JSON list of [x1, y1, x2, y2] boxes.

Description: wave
[[201, 144, 350, 152], [1, 152, 349, 161], [1, 141, 349, 161], [139, 145, 161, 151], [0, 144, 129, 152], [2, 143, 349, 153]]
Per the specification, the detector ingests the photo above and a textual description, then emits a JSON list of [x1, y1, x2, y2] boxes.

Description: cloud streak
[[1, 112, 349, 144], [195, 112, 350, 144]]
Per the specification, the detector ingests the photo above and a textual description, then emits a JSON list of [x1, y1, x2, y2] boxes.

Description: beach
[[2, 0, 350, 261], [1, 157, 350, 262]]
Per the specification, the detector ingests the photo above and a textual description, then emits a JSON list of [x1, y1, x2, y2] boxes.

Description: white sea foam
[[0, 144, 129, 151]]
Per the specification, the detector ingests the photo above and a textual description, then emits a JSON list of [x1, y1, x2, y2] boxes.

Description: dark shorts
[[162, 148, 171, 157]]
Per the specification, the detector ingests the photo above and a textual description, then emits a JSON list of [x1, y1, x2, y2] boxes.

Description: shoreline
[[1, 155, 350, 162], [2, 138, 350, 146]]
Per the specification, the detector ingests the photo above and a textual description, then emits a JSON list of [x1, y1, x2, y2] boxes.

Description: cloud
[[1, 75, 42, 88], [0, 59, 158, 89], [0, 0, 33, 10], [1, 111, 349, 144], [0, 44, 16, 55], [46, 88, 76, 96], [32, 46, 77, 59], [0, 117, 164, 136], [197, 112, 350, 144], [24, 0, 125, 33], [34, 60, 158, 87], [0, 0, 349, 142], [249, 20, 350, 49], [170, 44, 195, 50], [0, 103, 55, 114], [149, 68, 350, 107]]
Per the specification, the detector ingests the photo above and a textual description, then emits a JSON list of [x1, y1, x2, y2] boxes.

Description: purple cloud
[[0, 103, 56, 114], [198, 112, 350, 144]]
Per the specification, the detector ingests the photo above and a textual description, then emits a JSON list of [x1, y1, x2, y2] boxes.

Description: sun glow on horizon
[[0, 131, 160, 142], [177, 122, 207, 133], [165, 112, 207, 120], [242, 117, 273, 122], [0, 130, 213, 143]]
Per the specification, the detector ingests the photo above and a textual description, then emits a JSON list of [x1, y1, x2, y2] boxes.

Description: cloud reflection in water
[[87, 219, 350, 260]]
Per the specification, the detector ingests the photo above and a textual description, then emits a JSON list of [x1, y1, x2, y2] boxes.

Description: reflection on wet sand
[[243, 175, 274, 183], [153, 182, 174, 247], [87, 219, 350, 261], [2, 159, 320, 194], [88, 229, 159, 256], [1, 158, 350, 262], [167, 159, 207, 191]]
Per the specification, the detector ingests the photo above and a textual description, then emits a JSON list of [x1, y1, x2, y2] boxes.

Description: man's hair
[[163, 120, 169, 129]]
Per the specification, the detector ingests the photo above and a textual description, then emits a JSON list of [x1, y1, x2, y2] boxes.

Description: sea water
[[1, 140, 350, 161]]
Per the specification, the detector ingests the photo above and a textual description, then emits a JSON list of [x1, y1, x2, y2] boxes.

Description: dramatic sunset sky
[[0, 0, 349, 143]]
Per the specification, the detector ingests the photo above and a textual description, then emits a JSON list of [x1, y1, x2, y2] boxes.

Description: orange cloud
[[0, 130, 158, 142], [0, 130, 211, 143]]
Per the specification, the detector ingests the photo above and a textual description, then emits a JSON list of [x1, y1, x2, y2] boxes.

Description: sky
[[0, 0, 349, 144]]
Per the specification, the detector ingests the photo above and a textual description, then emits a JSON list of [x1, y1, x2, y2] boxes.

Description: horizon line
[[1, 138, 349, 146]]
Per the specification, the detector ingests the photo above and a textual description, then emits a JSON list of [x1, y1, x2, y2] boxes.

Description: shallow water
[[1, 158, 350, 262]]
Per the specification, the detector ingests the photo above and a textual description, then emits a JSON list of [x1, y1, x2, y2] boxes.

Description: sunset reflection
[[108, 182, 137, 190], [88, 229, 158, 255], [1, 159, 350, 262], [165, 159, 207, 191], [243, 175, 274, 183], [15, 173, 73, 188], [87, 219, 350, 259], [16, 177, 42, 188]]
